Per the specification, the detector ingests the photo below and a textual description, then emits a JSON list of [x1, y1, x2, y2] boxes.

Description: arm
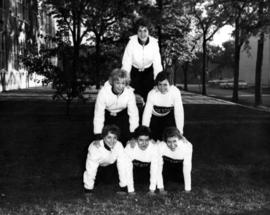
[[93, 90, 106, 135], [142, 92, 154, 127], [124, 145, 135, 192], [127, 91, 139, 133], [174, 88, 184, 135], [83, 143, 101, 190], [122, 40, 133, 78], [183, 144, 192, 191], [156, 142, 164, 190], [152, 40, 163, 79], [149, 144, 163, 191]]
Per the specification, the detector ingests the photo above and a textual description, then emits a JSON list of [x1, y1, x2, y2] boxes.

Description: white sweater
[[86, 140, 125, 166], [93, 81, 139, 134], [124, 141, 163, 192], [122, 35, 163, 79], [142, 85, 184, 134], [158, 139, 193, 191], [158, 139, 192, 163]]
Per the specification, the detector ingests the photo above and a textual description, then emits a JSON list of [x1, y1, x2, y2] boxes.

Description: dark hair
[[162, 127, 183, 141], [134, 126, 151, 139], [155, 71, 172, 86], [102, 124, 120, 139], [134, 17, 151, 32]]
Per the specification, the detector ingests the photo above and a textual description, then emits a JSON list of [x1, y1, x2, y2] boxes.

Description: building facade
[[239, 34, 270, 87], [0, 0, 56, 92]]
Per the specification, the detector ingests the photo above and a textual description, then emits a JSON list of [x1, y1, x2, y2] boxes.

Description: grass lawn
[[0, 100, 270, 214]]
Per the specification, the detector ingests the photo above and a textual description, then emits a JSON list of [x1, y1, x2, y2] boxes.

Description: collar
[[104, 143, 111, 151], [111, 87, 124, 96], [138, 37, 149, 46]]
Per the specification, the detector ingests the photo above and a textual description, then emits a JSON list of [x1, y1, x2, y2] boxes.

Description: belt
[[132, 64, 153, 72]]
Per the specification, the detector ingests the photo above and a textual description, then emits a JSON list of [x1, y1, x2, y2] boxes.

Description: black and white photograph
[[0, 0, 270, 214]]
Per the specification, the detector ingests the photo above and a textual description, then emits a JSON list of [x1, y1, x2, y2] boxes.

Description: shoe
[[147, 190, 156, 196], [116, 186, 128, 195], [183, 190, 191, 194], [84, 188, 94, 195], [128, 191, 136, 196], [159, 189, 168, 195]]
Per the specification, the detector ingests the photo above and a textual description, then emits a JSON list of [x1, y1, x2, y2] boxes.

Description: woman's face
[[103, 132, 117, 149], [112, 78, 126, 95], [137, 135, 150, 151], [157, 79, 170, 94], [137, 26, 149, 43], [166, 136, 178, 151]]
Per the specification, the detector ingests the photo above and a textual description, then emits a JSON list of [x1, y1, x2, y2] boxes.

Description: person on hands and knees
[[158, 127, 193, 193], [124, 126, 164, 195], [142, 71, 184, 141], [83, 125, 130, 194], [93, 68, 139, 145]]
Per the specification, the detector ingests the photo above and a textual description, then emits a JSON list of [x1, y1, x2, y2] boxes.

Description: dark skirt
[[149, 110, 176, 141], [130, 65, 154, 102], [105, 109, 130, 145]]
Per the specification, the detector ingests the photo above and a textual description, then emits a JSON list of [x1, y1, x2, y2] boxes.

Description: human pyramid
[[83, 17, 193, 196]]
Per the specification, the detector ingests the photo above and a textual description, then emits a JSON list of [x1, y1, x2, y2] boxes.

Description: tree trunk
[[254, 32, 264, 106], [156, 0, 163, 67], [202, 35, 207, 95], [72, 41, 79, 95], [95, 37, 101, 89], [254, 1, 265, 106], [233, 18, 240, 102], [183, 61, 189, 91]]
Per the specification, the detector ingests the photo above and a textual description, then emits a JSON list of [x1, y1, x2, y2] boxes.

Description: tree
[[184, 0, 230, 95], [254, 0, 270, 106], [84, 0, 134, 89], [220, 0, 265, 102], [133, 0, 198, 86], [45, 0, 91, 104]]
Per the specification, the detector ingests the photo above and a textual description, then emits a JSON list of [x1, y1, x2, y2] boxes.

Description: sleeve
[[93, 90, 106, 134], [183, 143, 192, 191], [152, 40, 163, 79], [142, 91, 154, 127], [149, 144, 164, 190], [173, 88, 184, 135], [121, 39, 133, 77], [127, 91, 139, 132], [87, 142, 101, 162], [124, 144, 134, 162]]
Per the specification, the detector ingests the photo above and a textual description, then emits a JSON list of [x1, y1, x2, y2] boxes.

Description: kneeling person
[[159, 127, 193, 192], [125, 126, 164, 195], [83, 125, 129, 193]]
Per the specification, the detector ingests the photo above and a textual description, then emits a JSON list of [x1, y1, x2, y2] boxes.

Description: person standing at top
[[93, 68, 139, 144], [121, 17, 163, 103]]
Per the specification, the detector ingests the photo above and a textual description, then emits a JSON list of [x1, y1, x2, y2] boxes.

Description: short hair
[[109, 68, 129, 85], [155, 71, 172, 86], [162, 127, 183, 141], [134, 126, 151, 139], [134, 17, 151, 32], [102, 124, 120, 139]]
